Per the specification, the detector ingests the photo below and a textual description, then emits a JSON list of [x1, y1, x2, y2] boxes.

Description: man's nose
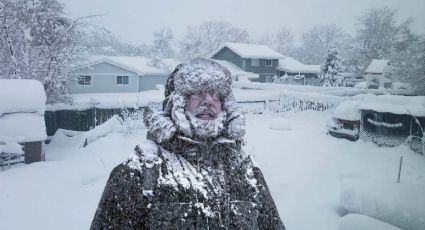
[[201, 92, 214, 104]]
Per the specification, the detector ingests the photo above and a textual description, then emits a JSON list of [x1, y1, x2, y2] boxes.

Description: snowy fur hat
[[145, 58, 245, 143], [164, 58, 232, 104]]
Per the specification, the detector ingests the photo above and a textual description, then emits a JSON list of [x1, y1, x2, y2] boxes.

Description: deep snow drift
[[1, 111, 424, 230]]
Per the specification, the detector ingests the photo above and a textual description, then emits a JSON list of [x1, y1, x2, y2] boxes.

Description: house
[[275, 57, 321, 86], [69, 56, 181, 94], [211, 42, 284, 83], [365, 59, 391, 89], [0, 79, 47, 165]]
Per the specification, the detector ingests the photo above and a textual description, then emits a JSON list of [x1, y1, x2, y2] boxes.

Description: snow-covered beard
[[185, 110, 225, 140]]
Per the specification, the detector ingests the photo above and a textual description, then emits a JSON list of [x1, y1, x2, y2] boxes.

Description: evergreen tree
[[320, 46, 343, 87]]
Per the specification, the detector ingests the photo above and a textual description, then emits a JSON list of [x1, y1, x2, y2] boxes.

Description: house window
[[265, 59, 273, 67], [251, 59, 259, 66], [117, 76, 129, 85], [77, 75, 92, 85]]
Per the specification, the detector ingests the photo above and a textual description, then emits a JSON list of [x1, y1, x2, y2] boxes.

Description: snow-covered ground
[[1, 110, 424, 230]]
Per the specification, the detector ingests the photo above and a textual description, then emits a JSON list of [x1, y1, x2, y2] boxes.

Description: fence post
[[397, 156, 403, 183], [265, 97, 269, 111]]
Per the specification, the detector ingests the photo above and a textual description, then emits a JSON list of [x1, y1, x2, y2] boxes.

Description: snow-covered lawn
[[1, 110, 424, 230]]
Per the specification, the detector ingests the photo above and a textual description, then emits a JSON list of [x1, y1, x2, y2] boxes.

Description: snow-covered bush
[[121, 108, 145, 136]]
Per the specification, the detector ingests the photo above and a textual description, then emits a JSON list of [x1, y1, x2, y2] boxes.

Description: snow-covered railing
[[238, 91, 345, 113], [232, 81, 414, 96]]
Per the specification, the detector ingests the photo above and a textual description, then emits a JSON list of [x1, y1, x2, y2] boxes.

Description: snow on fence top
[[215, 42, 284, 59], [365, 59, 390, 74], [278, 57, 320, 73], [86, 56, 181, 75], [0, 79, 46, 116], [359, 94, 425, 117]]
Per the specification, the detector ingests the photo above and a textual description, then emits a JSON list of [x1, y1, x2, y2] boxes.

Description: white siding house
[[69, 56, 181, 94]]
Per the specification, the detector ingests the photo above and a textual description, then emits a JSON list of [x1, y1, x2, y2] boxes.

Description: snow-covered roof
[[0, 79, 47, 142], [85, 56, 181, 75], [365, 59, 390, 74], [333, 100, 362, 121], [278, 57, 320, 73], [359, 94, 425, 117], [213, 59, 259, 79], [0, 79, 46, 116], [214, 43, 284, 59]]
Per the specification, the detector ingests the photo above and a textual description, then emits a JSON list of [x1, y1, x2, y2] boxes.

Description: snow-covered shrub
[[121, 108, 145, 136]]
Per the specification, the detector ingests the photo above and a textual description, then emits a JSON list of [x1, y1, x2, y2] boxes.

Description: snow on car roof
[[333, 100, 362, 121]]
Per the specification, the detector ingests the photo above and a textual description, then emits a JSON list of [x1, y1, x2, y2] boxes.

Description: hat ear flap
[[164, 63, 185, 98]]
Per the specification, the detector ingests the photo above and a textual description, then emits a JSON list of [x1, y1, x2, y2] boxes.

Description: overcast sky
[[59, 0, 425, 46]]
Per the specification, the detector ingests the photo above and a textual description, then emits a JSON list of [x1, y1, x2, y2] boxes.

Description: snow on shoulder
[[0, 79, 47, 142]]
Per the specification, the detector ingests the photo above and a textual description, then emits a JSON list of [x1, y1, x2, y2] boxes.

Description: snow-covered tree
[[0, 0, 86, 103], [80, 27, 148, 56], [257, 27, 293, 54], [150, 28, 174, 59], [179, 21, 249, 60], [299, 24, 350, 64], [320, 46, 343, 87], [390, 36, 425, 95], [356, 7, 414, 63]]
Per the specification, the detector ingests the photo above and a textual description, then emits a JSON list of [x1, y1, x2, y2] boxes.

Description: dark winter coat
[[90, 59, 285, 229], [91, 135, 284, 229]]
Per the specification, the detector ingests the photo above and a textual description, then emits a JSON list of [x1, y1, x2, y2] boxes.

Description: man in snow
[[91, 59, 285, 229]]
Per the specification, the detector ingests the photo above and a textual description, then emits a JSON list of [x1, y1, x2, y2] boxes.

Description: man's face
[[186, 90, 222, 120]]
